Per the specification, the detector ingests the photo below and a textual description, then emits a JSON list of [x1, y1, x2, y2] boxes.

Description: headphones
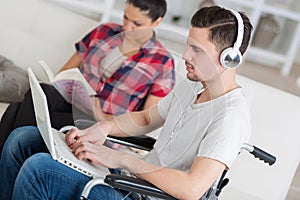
[[220, 9, 244, 69]]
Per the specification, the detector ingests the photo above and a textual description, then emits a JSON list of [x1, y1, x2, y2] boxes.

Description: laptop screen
[[28, 68, 57, 159]]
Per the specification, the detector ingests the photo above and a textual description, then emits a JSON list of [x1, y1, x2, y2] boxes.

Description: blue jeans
[[12, 153, 134, 199], [0, 126, 48, 200], [0, 126, 137, 200]]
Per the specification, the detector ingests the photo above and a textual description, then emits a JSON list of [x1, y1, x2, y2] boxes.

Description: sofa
[[0, 0, 97, 106], [1, 0, 300, 199]]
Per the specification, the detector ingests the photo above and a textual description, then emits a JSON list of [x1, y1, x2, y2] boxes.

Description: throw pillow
[[0, 55, 29, 102]]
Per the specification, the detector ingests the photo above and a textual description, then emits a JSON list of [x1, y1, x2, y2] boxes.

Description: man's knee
[[21, 153, 52, 172], [3, 126, 42, 155]]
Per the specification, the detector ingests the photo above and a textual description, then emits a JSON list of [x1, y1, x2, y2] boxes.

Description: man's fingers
[[73, 142, 86, 157], [73, 141, 96, 156], [65, 128, 80, 145], [74, 143, 99, 163]]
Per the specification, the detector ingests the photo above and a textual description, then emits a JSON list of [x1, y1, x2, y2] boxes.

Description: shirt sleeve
[[148, 56, 175, 97], [157, 88, 175, 120], [197, 109, 251, 169], [75, 24, 107, 61]]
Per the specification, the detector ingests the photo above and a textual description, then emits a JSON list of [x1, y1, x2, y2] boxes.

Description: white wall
[[295, 48, 300, 65], [0, 0, 97, 80]]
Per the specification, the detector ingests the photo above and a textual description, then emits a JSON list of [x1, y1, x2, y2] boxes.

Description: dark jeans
[[0, 126, 137, 200], [0, 83, 94, 155]]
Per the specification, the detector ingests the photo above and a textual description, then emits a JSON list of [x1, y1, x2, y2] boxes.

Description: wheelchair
[[71, 122, 276, 200]]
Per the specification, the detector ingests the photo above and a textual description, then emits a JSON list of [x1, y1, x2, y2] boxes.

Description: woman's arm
[[91, 94, 163, 121], [57, 53, 82, 74], [142, 94, 163, 110]]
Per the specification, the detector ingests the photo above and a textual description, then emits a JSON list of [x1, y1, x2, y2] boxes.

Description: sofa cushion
[[0, 55, 29, 102]]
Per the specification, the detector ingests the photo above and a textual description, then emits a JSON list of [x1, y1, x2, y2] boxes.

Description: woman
[[0, 0, 175, 153]]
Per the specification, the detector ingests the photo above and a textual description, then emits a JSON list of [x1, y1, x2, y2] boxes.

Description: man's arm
[[57, 53, 82, 74], [66, 105, 164, 146], [121, 156, 226, 200], [69, 105, 226, 199], [73, 142, 226, 200], [113, 105, 164, 137]]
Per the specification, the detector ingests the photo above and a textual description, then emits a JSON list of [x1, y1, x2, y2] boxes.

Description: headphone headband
[[219, 8, 244, 69], [229, 9, 244, 51]]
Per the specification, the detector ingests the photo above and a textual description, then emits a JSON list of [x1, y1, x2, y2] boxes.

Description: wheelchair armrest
[[104, 174, 177, 200], [107, 135, 155, 151]]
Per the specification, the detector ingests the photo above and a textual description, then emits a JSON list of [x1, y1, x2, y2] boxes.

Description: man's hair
[[191, 6, 253, 55], [126, 0, 167, 22]]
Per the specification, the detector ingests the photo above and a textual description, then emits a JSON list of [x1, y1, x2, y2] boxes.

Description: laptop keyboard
[[51, 128, 108, 178]]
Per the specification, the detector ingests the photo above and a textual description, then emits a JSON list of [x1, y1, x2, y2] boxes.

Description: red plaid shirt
[[76, 23, 175, 115]]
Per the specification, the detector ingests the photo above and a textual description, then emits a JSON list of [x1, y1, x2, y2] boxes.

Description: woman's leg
[[12, 153, 133, 200], [14, 83, 75, 129], [0, 102, 22, 155], [14, 83, 94, 130], [0, 126, 48, 200]]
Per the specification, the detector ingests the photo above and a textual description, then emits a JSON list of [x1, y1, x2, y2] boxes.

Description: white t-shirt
[[144, 79, 251, 170]]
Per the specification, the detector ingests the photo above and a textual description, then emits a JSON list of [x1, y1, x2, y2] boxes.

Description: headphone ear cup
[[220, 47, 242, 69]]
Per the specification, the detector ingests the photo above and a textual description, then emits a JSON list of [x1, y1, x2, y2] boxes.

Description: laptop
[[28, 67, 109, 178]]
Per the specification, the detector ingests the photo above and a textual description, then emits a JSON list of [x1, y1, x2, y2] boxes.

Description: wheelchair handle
[[241, 143, 276, 166]]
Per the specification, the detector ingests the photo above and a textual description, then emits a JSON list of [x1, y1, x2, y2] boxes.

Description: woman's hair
[[191, 6, 253, 55], [126, 0, 167, 22]]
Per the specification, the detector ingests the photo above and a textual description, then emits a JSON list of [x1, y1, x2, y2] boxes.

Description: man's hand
[[65, 123, 108, 148], [72, 141, 125, 169]]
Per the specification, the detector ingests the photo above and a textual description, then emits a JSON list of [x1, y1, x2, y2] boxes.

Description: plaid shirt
[[76, 23, 175, 115]]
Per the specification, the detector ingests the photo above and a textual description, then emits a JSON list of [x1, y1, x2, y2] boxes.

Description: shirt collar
[[119, 26, 157, 53], [140, 31, 157, 50]]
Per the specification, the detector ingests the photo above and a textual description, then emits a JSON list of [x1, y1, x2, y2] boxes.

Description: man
[[0, 6, 253, 199]]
